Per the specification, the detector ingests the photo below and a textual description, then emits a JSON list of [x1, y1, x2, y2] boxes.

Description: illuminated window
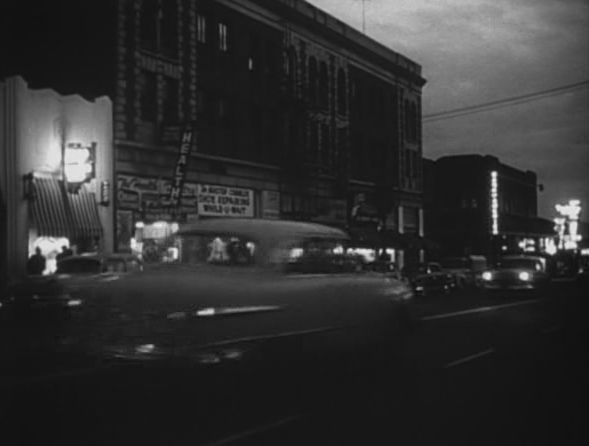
[[218, 22, 228, 51]]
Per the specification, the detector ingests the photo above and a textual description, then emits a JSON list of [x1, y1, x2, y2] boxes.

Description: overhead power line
[[423, 80, 589, 123]]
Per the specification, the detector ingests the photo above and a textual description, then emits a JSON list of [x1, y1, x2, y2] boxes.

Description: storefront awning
[[68, 188, 103, 239], [30, 177, 72, 238], [30, 177, 103, 240]]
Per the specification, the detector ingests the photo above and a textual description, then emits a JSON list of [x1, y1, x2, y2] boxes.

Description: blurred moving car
[[71, 219, 414, 372], [56, 253, 144, 276], [403, 262, 455, 296], [1, 253, 143, 319], [480, 255, 550, 293], [439, 255, 488, 289]]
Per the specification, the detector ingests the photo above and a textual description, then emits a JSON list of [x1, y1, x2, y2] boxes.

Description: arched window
[[337, 68, 346, 115], [308, 57, 317, 106], [287, 47, 297, 92], [319, 62, 328, 108]]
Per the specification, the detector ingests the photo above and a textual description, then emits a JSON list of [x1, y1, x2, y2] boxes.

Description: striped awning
[[30, 177, 73, 238], [30, 177, 103, 239], [67, 187, 103, 238]]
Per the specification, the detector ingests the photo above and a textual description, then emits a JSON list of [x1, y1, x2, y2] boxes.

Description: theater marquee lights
[[490, 170, 499, 235]]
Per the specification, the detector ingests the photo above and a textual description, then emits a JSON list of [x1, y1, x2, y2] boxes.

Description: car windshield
[[498, 258, 543, 271], [163, 234, 257, 266], [156, 233, 357, 274]]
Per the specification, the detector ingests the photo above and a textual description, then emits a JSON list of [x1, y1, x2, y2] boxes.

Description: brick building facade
[[2, 0, 426, 266]]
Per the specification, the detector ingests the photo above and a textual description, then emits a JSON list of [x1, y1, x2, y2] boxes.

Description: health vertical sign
[[168, 122, 196, 208]]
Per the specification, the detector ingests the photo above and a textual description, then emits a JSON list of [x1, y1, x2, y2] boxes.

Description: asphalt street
[[1, 279, 585, 446]]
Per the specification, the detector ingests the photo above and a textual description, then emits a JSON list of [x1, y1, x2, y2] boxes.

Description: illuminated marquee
[[490, 171, 499, 235]]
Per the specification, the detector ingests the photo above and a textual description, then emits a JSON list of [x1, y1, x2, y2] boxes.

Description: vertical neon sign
[[490, 171, 499, 235]]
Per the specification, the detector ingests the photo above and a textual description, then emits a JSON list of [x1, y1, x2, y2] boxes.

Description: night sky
[[308, 0, 589, 219]]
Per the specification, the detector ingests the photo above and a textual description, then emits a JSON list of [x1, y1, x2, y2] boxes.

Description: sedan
[[68, 219, 414, 373], [403, 262, 456, 296], [1, 253, 143, 329], [480, 255, 550, 294]]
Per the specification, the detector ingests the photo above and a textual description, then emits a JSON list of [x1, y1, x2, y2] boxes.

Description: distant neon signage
[[555, 199, 582, 250], [490, 171, 499, 235]]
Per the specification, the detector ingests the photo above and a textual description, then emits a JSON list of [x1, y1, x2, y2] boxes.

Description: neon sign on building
[[490, 171, 499, 235], [555, 199, 582, 250]]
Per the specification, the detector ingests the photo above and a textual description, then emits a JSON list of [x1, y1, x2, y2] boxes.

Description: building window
[[308, 57, 317, 106], [140, 70, 157, 122], [196, 14, 206, 43], [161, 0, 177, 57], [309, 123, 319, 163], [286, 47, 297, 94], [162, 77, 178, 124], [319, 62, 328, 108], [217, 98, 227, 119], [140, 0, 158, 51], [320, 124, 330, 167], [218, 22, 228, 52], [337, 69, 346, 115]]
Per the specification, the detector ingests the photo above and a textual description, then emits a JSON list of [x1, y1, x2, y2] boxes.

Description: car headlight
[[481, 271, 493, 281], [66, 298, 83, 307], [518, 271, 531, 281]]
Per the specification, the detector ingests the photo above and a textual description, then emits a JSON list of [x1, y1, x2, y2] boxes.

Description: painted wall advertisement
[[197, 184, 254, 217]]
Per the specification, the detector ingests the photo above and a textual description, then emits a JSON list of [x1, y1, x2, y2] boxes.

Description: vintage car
[[480, 255, 551, 293], [1, 253, 143, 321], [55, 253, 144, 275], [69, 219, 414, 373], [439, 255, 488, 289], [403, 262, 456, 296]]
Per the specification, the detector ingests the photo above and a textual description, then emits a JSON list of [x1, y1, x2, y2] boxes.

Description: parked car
[[67, 219, 414, 373], [439, 255, 488, 289], [480, 255, 550, 294], [403, 262, 455, 296]]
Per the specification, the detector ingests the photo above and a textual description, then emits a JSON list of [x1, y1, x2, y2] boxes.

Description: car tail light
[[482, 271, 493, 281]]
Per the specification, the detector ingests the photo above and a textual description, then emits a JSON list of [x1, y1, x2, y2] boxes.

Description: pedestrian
[[26, 247, 46, 275]]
